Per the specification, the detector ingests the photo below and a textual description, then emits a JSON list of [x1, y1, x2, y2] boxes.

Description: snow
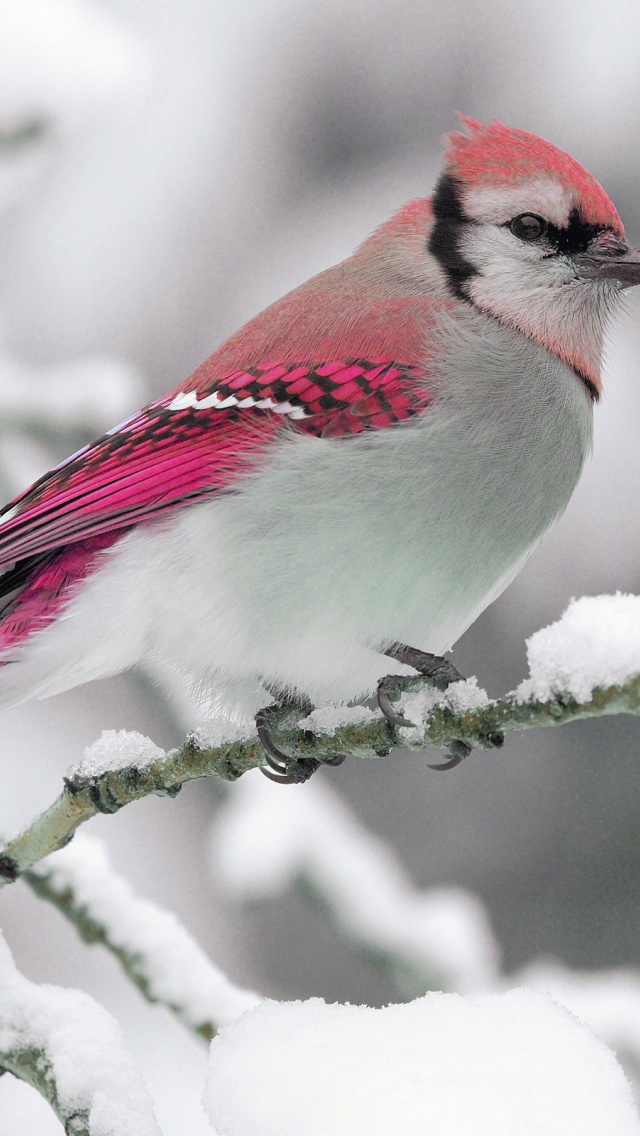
[[204, 989, 640, 1136], [299, 704, 378, 735], [437, 676, 490, 713], [210, 773, 499, 994], [191, 716, 253, 750], [69, 730, 166, 779], [34, 834, 262, 1031], [289, 595, 640, 735], [518, 593, 640, 703], [396, 676, 491, 741], [516, 960, 640, 1061], [0, 928, 161, 1136]]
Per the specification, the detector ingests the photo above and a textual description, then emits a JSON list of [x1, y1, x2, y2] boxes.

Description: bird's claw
[[378, 643, 475, 771], [261, 755, 322, 785], [256, 711, 321, 784], [427, 739, 472, 770], [256, 700, 346, 785], [376, 675, 416, 728]]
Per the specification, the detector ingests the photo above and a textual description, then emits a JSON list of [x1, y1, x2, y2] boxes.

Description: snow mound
[[204, 989, 640, 1136]]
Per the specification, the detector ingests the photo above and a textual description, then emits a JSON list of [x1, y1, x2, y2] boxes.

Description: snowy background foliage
[[1, 0, 640, 1131]]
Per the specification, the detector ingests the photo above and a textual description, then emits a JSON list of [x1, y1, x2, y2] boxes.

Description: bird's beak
[[574, 241, 640, 287]]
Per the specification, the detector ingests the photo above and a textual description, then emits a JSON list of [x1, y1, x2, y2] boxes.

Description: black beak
[[574, 244, 640, 287]]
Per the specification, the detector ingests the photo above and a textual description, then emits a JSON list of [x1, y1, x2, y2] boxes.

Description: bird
[[0, 115, 637, 781]]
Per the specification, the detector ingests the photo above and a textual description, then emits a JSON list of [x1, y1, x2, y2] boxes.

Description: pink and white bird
[[0, 117, 637, 779]]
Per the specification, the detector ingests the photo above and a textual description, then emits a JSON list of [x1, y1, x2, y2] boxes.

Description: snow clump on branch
[[518, 593, 640, 703]]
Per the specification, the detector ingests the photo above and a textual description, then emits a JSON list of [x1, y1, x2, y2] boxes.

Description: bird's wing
[[0, 359, 432, 568]]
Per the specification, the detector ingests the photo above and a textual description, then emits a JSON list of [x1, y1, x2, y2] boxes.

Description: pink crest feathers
[[445, 115, 623, 232]]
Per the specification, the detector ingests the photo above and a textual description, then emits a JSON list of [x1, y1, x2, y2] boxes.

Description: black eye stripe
[[506, 207, 613, 254], [547, 209, 612, 254]]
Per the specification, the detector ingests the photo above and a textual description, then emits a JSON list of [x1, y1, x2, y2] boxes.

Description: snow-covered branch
[[1, 595, 639, 888], [0, 930, 161, 1135], [24, 834, 262, 1042], [1, 1040, 93, 1136]]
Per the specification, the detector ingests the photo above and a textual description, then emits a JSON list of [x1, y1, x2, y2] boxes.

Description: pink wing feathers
[[0, 210, 444, 657], [0, 359, 432, 571]]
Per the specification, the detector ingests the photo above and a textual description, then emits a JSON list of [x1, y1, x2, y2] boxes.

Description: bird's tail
[[0, 534, 121, 709]]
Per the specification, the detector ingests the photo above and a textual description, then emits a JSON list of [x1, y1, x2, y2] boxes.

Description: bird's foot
[[377, 644, 465, 729], [377, 642, 502, 771], [256, 695, 346, 785]]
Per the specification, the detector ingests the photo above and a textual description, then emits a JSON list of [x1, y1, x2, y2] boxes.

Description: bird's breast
[[177, 307, 593, 659]]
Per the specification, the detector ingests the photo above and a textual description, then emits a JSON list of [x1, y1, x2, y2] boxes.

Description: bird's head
[[428, 116, 640, 396]]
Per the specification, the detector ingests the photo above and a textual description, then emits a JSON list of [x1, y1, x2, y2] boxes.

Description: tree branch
[[22, 835, 262, 1042], [0, 1045, 91, 1135], [0, 930, 162, 1135], [1, 669, 639, 887]]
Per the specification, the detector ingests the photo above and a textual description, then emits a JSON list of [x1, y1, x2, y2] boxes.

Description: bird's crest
[[444, 115, 622, 231]]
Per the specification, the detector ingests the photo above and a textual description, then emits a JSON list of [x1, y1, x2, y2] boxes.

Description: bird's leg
[[377, 643, 465, 728], [385, 643, 466, 688], [378, 642, 502, 771], [256, 685, 346, 785]]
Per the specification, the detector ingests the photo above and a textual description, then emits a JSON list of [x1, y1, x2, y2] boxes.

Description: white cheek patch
[[458, 223, 580, 346], [463, 177, 573, 228], [460, 225, 556, 276]]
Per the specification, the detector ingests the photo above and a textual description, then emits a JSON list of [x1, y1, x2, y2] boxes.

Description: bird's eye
[[509, 214, 548, 242]]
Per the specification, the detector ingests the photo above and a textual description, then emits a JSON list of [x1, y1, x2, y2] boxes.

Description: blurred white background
[[1, 0, 640, 1131]]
